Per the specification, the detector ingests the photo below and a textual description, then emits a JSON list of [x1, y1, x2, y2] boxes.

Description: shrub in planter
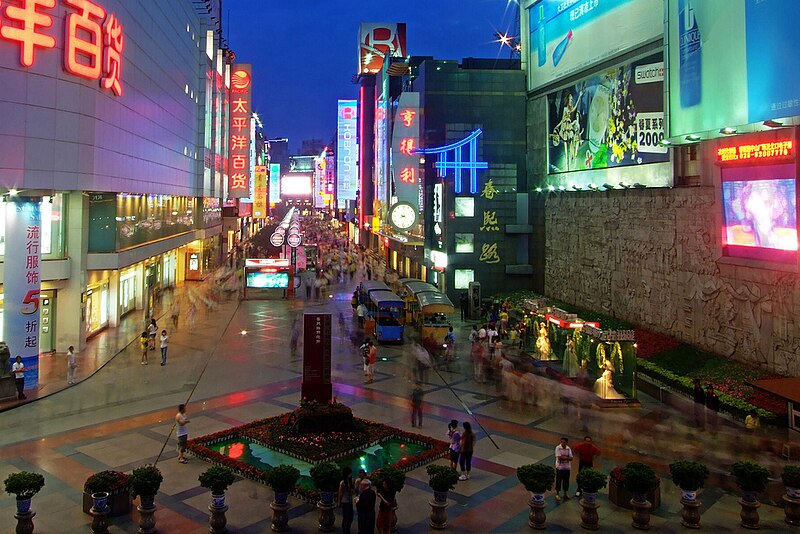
[[426, 464, 459, 493], [3, 471, 45, 500], [576, 468, 607, 494], [517, 464, 556, 494], [621, 462, 659, 496], [199, 465, 236, 495], [294, 399, 356, 433], [129, 465, 163, 498], [372, 466, 406, 493], [782, 465, 800, 489], [309, 462, 341, 493], [732, 461, 770, 494], [669, 461, 709, 492], [84, 470, 130, 495], [265, 464, 300, 495]]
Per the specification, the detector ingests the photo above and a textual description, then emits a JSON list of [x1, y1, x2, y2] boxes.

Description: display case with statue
[[580, 325, 638, 405]]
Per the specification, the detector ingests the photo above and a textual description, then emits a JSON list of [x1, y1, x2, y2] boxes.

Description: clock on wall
[[388, 202, 418, 230]]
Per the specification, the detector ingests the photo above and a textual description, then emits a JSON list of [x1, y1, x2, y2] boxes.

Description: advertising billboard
[[281, 173, 313, 196], [668, 0, 800, 138], [358, 23, 407, 75], [527, 0, 661, 92], [390, 92, 421, 225], [228, 64, 252, 198], [336, 100, 358, 209], [547, 53, 668, 174], [246, 271, 290, 289], [253, 165, 268, 218], [269, 163, 281, 204]]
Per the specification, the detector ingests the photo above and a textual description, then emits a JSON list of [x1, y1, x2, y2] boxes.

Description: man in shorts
[[175, 404, 191, 463]]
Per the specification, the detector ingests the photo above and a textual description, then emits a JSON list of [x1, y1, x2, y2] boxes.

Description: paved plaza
[[0, 278, 796, 533]]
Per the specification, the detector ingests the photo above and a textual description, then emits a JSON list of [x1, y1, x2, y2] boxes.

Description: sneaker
[[555, 494, 561, 502], [459, 474, 468, 481], [575, 491, 582, 498]]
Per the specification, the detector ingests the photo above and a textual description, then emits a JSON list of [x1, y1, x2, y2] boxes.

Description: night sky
[[226, 0, 520, 152]]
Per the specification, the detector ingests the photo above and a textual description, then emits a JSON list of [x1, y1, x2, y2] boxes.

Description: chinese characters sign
[[253, 165, 268, 218], [390, 91, 421, 223], [301, 313, 332, 403], [3, 198, 42, 388], [358, 22, 406, 74], [0, 0, 124, 95], [717, 140, 793, 163], [228, 64, 252, 198], [337, 100, 358, 208]]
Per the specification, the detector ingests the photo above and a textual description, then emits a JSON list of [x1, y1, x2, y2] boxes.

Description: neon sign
[[717, 140, 793, 163], [0, 0, 124, 95], [228, 64, 252, 198], [415, 129, 489, 195], [390, 92, 421, 221]]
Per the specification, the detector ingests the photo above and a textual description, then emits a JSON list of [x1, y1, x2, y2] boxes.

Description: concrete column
[[56, 192, 89, 352], [107, 271, 120, 328]]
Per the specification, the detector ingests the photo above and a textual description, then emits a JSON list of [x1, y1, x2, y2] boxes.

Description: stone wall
[[545, 187, 800, 375]]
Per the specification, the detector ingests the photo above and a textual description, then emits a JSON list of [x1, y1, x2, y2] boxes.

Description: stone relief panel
[[545, 188, 800, 375]]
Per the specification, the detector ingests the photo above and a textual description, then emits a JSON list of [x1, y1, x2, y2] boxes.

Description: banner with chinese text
[[391, 92, 421, 211], [253, 165, 268, 218], [228, 64, 252, 198]]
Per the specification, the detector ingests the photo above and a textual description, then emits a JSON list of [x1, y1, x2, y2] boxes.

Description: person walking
[[554, 437, 574, 502], [459, 292, 468, 321], [170, 301, 180, 329], [356, 302, 368, 328], [444, 326, 456, 362], [355, 480, 376, 534], [160, 330, 169, 366], [175, 403, 190, 463], [459, 421, 475, 480], [12, 355, 26, 400], [67, 345, 77, 385], [148, 318, 158, 350], [572, 435, 601, 497], [338, 467, 355, 534], [706, 384, 720, 430], [376, 478, 396, 534], [139, 331, 149, 365], [745, 411, 761, 433], [447, 420, 462, 470], [692, 378, 705, 428], [411, 382, 424, 427]]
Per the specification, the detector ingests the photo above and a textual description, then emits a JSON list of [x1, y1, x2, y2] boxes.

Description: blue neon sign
[[415, 129, 488, 194]]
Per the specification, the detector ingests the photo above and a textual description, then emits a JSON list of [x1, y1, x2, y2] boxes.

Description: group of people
[[337, 467, 396, 534], [446, 419, 476, 481], [139, 318, 169, 366], [554, 435, 602, 501], [359, 338, 377, 383], [692, 378, 722, 429]]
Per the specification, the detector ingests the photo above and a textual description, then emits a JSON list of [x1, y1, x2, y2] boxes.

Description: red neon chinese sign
[[399, 109, 415, 127], [399, 138, 415, 156], [227, 64, 253, 198], [400, 167, 415, 184], [0, 0, 123, 95], [717, 140, 793, 163]]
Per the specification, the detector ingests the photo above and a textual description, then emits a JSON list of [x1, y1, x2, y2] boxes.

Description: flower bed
[[187, 414, 449, 503]]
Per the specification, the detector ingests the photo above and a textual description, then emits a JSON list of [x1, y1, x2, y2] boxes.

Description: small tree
[[4, 472, 45, 500], [517, 464, 556, 494], [669, 461, 709, 491], [129, 465, 163, 498], [265, 465, 300, 494], [575, 468, 607, 494], [199, 465, 236, 495], [426, 465, 459, 493], [732, 461, 770, 493]]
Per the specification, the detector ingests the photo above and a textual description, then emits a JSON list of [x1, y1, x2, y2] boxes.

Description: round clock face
[[390, 202, 417, 230]]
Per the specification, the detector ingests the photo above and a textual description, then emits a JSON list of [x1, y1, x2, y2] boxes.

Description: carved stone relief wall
[[545, 187, 800, 375]]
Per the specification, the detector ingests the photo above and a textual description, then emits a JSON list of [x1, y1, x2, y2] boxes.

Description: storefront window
[[454, 269, 474, 289], [116, 194, 195, 249], [86, 282, 110, 335], [0, 194, 65, 258], [119, 270, 136, 316]]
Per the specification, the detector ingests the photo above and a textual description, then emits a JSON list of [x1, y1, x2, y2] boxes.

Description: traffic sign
[[270, 232, 285, 247], [287, 233, 302, 247]]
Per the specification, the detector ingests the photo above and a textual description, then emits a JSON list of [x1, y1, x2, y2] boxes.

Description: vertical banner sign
[[358, 23, 407, 74], [253, 165, 268, 218], [4, 199, 42, 389], [228, 64, 252, 198], [301, 313, 332, 403], [313, 155, 326, 209], [336, 100, 358, 208], [391, 92, 421, 210], [269, 163, 281, 204]]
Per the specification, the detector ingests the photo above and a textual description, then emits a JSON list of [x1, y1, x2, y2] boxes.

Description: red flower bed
[[633, 328, 681, 358]]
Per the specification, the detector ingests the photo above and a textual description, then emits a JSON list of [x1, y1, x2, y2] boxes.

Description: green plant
[[265, 464, 300, 494], [372, 466, 406, 493], [309, 462, 341, 493], [426, 464, 459, 493], [732, 461, 770, 493], [782, 465, 800, 488], [669, 461, 709, 491], [128, 465, 163, 498], [3, 471, 45, 499], [621, 462, 659, 495], [84, 470, 130, 495], [517, 464, 556, 493], [198, 465, 236, 495], [576, 468, 607, 493]]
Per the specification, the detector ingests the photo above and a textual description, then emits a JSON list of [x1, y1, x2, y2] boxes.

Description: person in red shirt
[[572, 435, 601, 497]]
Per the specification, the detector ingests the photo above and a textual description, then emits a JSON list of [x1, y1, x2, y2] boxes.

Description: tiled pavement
[[0, 275, 796, 532]]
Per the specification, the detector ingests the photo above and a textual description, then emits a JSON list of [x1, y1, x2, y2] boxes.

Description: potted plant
[[199, 465, 236, 505], [83, 470, 131, 516], [669, 460, 709, 529], [373, 467, 406, 532], [621, 462, 659, 530], [426, 464, 459, 530], [732, 460, 770, 529], [129, 464, 163, 534], [783, 465, 800, 526], [517, 464, 555, 530], [310, 462, 340, 531], [608, 465, 661, 510], [265, 464, 299, 533], [4, 471, 45, 514], [575, 468, 606, 530]]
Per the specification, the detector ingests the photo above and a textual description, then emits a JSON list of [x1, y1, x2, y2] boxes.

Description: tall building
[[0, 0, 236, 378]]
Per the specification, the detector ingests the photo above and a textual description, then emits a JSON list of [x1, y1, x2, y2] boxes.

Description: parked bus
[[417, 290, 454, 354], [401, 281, 438, 324], [368, 290, 405, 343], [358, 280, 391, 304]]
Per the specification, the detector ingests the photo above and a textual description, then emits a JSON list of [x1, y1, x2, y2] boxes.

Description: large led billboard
[[721, 163, 797, 263], [246, 271, 289, 289], [281, 173, 313, 196], [668, 0, 800, 138], [527, 0, 661, 92], [358, 23, 406, 75], [337, 100, 358, 208]]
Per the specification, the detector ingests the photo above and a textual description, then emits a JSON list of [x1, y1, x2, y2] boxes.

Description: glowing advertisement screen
[[527, 0, 661, 92], [246, 271, 289, 289], [721, 163, 797, 263], [269, 163, 281, 204], [668, 0, 800, 138], [547, 53, 669, 177], [281, 173, 313, 196], [337, 100, 358, 208]]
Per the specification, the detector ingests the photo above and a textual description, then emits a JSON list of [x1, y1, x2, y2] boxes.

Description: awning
[[416, 291, 454, 314], [369, 290, 405, 308], [750, 377, 800, 404], [405, 281, 438, 296]]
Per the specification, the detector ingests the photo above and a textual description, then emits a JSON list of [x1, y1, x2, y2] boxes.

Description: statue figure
[[535, 322, 551, 360], [563, 338, 579, 378]]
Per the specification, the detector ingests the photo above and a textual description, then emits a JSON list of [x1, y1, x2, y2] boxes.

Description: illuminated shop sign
[[269, 163, 281, 204], [1, 0, 124, 95], [253, 165, 268, 218], [336, 101, 358, 208], [717, 141, 793, 163], [390, 92, 421, 222], [228, 64, 252, 198], [415, 129, 488, 195], [358, 22, 406, 74]]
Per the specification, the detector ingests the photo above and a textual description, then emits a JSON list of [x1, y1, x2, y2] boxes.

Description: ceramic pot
[[91, 492, 109, 511]]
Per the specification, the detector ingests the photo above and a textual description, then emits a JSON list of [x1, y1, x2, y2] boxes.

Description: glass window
[[0, 194, 64, 258], [454, 269, 474, 289], [455, 197, 474, 217], [455, 233, 474, 253]]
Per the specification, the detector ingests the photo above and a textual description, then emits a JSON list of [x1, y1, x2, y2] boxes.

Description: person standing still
[[572, 435, 601, 497], [139, 331, 149, 365], [459, 292, 468, 321], [692, 378, 705, 428], [411, 382, 424, 427], [356, 302, 368, 328], [459, 422, 475, 480], [338, 467, 355, 534], [366, 341, 377, 384], [376, 478, 396, 534], [148, 318, 158, 350], [160, 330, 169, 366], [444, 326, 456, 362], [67, 345, 77, 385], [554, 437, 574, 502], [447, 420, 462, 470], [12, 355, 26, 399], [356, 480, 376, 534], [175, 404, 190, 463]]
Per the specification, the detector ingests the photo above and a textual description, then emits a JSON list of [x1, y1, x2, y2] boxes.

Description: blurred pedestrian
[[459, 292, 468, 321], [411, 382, 424, 427], [692, 378, 705, 428], [170, 301, 180, 329], [444, 326, 455, 361], [706, 384, 720, 430], [67, 345, 77, 385]]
